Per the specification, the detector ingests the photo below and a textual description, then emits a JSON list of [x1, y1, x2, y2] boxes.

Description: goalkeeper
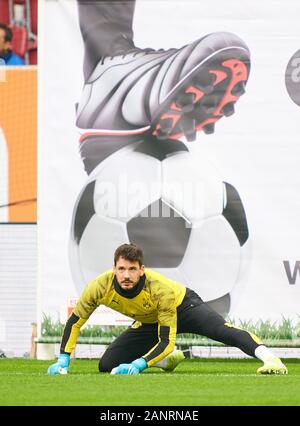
[[48, 244, 288, 376]]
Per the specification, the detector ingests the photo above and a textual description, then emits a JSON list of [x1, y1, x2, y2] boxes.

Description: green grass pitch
[[0, 358, 299, 406]]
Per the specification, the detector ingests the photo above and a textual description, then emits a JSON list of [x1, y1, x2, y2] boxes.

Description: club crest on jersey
[[142, 299, 151, 309]]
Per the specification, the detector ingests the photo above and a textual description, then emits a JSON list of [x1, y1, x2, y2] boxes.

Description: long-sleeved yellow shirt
[[61, 268, 186, 367]]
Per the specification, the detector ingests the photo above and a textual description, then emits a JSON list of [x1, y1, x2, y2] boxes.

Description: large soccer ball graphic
[[69, 139, 249, 317]]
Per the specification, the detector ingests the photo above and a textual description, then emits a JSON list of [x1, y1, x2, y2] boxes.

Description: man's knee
[[98, 352, 116, 373]]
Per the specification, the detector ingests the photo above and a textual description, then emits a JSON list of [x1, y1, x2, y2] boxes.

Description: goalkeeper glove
[[47, 353, 70, 375], [111, 358, 147, 375]]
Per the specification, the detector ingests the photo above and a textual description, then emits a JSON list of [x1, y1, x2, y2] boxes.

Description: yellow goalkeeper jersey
[[63, 269, 186, 367]]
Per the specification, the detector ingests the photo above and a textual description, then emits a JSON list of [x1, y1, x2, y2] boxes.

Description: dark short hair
[[0, 23, 13, 43], [114, 244, 144, 266]]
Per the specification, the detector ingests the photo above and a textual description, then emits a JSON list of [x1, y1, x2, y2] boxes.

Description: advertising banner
[[0, 68, 37, 223], [38, 0, 300, 333]]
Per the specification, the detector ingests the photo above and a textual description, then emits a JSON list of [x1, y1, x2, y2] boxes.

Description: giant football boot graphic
[[76, 32, 250, 143]]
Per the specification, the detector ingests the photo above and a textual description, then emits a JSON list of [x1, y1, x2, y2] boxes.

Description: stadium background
[[0, 0, 37, 357], [1, 0, 300, 358]]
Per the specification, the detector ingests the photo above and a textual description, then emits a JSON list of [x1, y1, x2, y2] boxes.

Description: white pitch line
[[0, 373, 294, 377]]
